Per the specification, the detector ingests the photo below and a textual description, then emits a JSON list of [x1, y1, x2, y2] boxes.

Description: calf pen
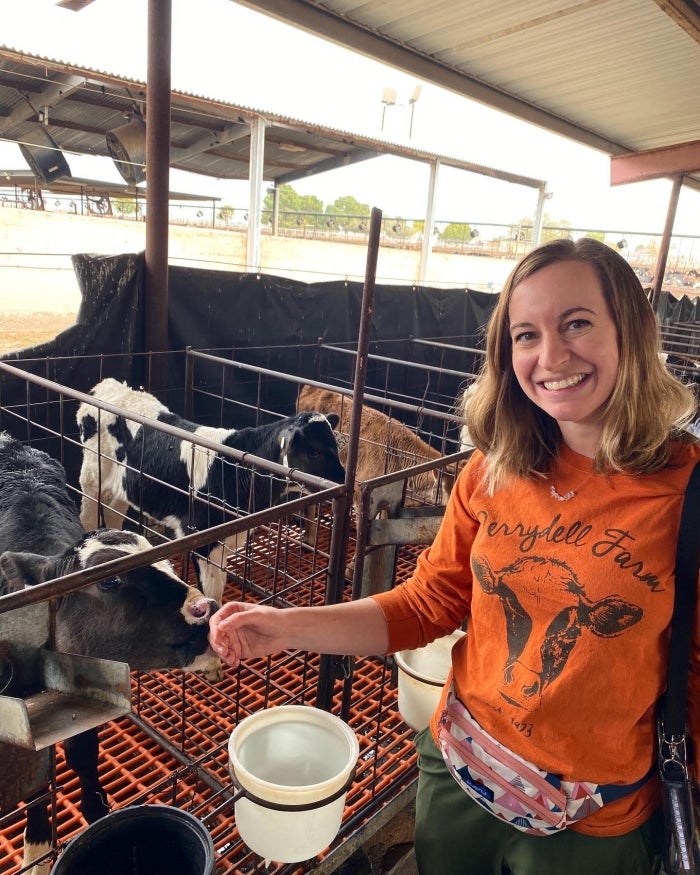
[[181, 345, 472, 595], [0, 349, 469, 874]]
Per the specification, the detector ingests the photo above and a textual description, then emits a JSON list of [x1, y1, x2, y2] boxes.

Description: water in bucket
[[237, 718, 349, 785]]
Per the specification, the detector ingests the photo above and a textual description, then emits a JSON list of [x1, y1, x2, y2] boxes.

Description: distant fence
[[2, 186, 699, 289]]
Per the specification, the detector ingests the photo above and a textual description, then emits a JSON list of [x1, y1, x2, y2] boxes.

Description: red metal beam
[[144, 0, 172, 384], [610, 139, 700, 185]]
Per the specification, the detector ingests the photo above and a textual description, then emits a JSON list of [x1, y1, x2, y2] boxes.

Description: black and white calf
[[0, 433, 218, 875], [77, 378, 345, 606]]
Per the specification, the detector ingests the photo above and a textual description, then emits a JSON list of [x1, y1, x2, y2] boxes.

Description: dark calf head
[[279, 412, 345, 483], [0, 529, 218, 672]]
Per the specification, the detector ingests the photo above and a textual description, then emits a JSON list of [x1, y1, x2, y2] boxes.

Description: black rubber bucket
[[52, 805, 215, 875]]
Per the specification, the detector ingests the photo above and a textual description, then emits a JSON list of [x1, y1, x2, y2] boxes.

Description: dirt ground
[[0, 312, 76, 356]]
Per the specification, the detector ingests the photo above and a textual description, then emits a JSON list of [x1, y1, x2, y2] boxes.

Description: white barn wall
[[0, 208, 512, 315]]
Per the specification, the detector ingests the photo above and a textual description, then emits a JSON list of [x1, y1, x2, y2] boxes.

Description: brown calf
[[296, 386, 457, 572]]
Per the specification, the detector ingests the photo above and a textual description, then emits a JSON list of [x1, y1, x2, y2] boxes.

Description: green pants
[[413, 727, 664, 875]]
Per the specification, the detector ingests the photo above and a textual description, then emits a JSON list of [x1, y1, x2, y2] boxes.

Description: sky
[[2, 0, 699, 238]]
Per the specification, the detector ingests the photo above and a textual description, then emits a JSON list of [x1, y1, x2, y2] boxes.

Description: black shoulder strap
[[665, 461, 700, 739]]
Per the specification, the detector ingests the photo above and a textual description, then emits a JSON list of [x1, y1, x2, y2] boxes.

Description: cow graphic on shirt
[[472, 554, 643, 711]]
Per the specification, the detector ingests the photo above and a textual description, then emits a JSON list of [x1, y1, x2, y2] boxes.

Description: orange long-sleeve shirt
[[372, 442, 700, 836]]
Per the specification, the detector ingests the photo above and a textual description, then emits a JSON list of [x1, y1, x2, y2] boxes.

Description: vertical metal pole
[[418, 159, 439, 284], [247, 117, 266, 272], [532, 184, 548, 246], [144, 0, 172, 390], [650, 175, 684, 315], [271, 185, 279, 236], [184, 347, 194, 420], [317, 207, 383, 714]]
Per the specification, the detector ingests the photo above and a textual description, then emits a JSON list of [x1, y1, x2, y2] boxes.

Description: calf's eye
[[98, 576, 121, 592]]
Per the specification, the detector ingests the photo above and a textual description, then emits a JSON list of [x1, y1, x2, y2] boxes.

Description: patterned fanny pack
[[437, 685, 651, 836]]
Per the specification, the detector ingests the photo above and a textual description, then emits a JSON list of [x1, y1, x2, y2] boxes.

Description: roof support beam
[[276, 147, 380, 185], [652, 0, 700, 43], [0, 75, 85, 131], [610, 142, 698, 314], [532, 185, 550, 246], [170, 122, 250, 163], [610, 140, 700, 185]]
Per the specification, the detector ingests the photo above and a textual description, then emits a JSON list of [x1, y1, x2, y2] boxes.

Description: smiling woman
[[207, 237, 700, 875]]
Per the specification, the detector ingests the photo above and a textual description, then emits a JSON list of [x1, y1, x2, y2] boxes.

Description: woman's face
[[508, 259, 620, 454]]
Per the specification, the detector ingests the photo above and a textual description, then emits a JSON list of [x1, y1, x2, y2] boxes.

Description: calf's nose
[[188, 597, 219, 620]]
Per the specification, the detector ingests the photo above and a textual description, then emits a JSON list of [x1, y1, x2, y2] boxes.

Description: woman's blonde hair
[[464, 237, 698, 493]]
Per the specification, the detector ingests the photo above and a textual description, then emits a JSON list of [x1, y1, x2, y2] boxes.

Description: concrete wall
[[0, 206, 514, 314]]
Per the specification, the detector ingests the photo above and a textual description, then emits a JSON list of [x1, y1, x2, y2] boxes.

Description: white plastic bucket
[[228, 704, 359, 863], [394, 629, 466, 731]]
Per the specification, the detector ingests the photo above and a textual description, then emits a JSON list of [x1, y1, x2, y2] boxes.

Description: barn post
[[650, 174, 684, 314], [145, 0, 172, 390], [417, 159, 439, 284], [246, 117, 266, 272]]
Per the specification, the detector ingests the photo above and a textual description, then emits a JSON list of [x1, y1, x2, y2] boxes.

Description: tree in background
[[263, 184, 324, 229], [217, 204, 234, 225], [508, 213, 572, 243], [252, 184, 591, 249], [439, 222, 474, 246], [112, 196, 139, 218], [324, 196, 371, 232]]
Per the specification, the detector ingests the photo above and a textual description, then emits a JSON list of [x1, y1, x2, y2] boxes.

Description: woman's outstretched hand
[[208, 601, 286, 668], [208, 598, 390, 669]]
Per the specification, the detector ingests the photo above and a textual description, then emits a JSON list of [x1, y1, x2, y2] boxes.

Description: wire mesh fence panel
[[0, 356, 423, 875]]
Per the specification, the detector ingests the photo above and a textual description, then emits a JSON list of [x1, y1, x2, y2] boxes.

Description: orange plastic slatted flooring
[[0, 533, 425, 874], [0, 660, 417, 874]]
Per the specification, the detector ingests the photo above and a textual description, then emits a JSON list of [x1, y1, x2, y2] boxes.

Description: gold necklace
[[549, 469, 596, 502]]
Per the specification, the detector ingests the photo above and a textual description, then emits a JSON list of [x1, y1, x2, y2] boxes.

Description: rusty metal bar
[[610, 140, 700, 186], [144, 0, 172, 388], [409, 336, 486, 357], [0, 359, 340, 488], [319, 342, 474, 381], [316, 206, 382, 713], [651, 174, 684, 313], [186, 349, 465, 425], [0, 485, 342, 615]]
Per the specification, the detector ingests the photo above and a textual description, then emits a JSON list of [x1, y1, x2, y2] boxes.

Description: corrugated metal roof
[[0, 46, 545, 193], [236, 0, 700, 191]]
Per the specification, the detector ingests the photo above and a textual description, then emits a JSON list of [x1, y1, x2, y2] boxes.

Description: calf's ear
[[325, 413, 340, 430], [0, 551, 58, 587]]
